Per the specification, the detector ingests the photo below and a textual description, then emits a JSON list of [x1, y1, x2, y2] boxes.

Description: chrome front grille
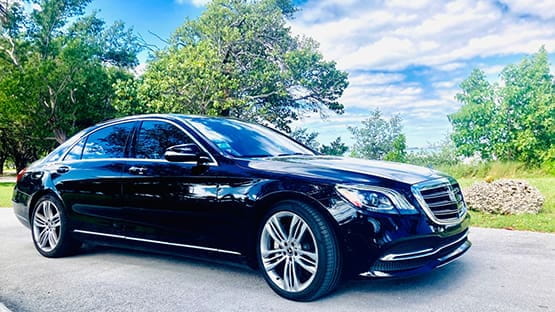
[[412, 178, 467, 225]]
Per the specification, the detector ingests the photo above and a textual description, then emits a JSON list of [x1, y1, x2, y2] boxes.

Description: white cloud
[[481, 64, 505, 76], [502, 0, 555, 19], [175, 0, 210, 7], [348, 72, 405, 86], [288, 0, 555, 147], [433, 81, 458, 89], [291, 0, 555, 71], [133, 63, 147, 77]]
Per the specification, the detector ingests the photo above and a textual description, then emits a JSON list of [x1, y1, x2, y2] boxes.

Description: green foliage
[[406, 137, 459, 168], [348, 109, 405, 160], [384, 134, 407, 162], [120, 0, 348, 132], [449, 47, 555, 165], [437, 161, 553, 180], [0, 0, 141, 170], [320, 137, 348, 156]]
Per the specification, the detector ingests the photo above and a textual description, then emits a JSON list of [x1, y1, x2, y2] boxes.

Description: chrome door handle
[[56, 166, 70, 174], [128, 166, 147, 175]]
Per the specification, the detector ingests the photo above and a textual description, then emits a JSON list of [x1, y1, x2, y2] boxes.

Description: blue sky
[[88, 0, 555, 148]]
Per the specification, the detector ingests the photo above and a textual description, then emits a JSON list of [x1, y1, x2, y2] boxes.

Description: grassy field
[[0, 182, 15, 207]]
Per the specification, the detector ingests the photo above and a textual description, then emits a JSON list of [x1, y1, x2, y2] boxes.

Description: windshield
[[185, 118, 314, 158]]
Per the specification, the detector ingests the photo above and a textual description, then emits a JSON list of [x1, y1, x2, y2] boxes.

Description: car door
[[54, 121, 136, 234], [119, 119, 242, 253]]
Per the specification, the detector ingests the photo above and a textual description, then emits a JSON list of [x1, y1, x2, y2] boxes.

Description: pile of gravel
[[462, 179, 544, 215]]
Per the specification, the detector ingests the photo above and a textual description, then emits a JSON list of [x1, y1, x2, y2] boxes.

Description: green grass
[[437, 161, 552, 179], [0, 182, 15, 208]]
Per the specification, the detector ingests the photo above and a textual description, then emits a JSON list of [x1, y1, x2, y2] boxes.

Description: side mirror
[[164, 143, 210, 164]]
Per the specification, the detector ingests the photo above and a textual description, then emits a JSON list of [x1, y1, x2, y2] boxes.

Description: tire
[[257, 200, 342, 301], [31, 194, 80, 258]]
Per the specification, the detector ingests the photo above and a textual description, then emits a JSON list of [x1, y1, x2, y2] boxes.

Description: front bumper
[[360, 230, 471, 278]]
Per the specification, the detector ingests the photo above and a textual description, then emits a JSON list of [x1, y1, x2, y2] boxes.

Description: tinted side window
[[64, 138, 86, 161], [135, 121, 193, 159], [82, 122, 134, 159]]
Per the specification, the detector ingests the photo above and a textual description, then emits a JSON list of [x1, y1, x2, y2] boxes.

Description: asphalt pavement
[[0, 208, 553, 312]]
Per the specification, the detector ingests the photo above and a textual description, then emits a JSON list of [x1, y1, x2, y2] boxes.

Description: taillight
[[16, 168, 27, 182]]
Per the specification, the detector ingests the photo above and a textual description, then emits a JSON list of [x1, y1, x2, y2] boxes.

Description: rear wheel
[[257, 200, 342, 301], [31, 195, 79, 257]]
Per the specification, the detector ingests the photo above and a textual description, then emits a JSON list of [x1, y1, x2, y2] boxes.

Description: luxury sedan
[[13, 114, 471, 301]]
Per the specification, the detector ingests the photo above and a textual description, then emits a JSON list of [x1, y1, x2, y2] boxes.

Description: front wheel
[[31, 195, 79, 257], [257, 200, 342, 301]]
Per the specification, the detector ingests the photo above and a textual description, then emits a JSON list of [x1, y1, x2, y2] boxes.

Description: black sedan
[[13, 114, 471, 301]]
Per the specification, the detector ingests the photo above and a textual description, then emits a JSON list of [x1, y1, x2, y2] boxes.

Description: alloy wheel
[[33, 200, 62, 252], [260, 211, 319, 293]]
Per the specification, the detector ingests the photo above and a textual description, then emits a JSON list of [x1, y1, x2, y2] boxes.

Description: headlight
[[335, 184, 417, 215]]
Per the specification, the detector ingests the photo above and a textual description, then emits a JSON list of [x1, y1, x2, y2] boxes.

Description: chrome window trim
[[411, 177, 467, 226], [73, 229, 241, 255], [60, 117, 219, 166]]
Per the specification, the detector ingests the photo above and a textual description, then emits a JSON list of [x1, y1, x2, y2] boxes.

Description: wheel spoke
[[283, 258, 300, 291], [262, 248, 285, 258], [48, 231, 57, 248], [38, 228, 49, 247], [283, 258, 292, 291], [44, 202, 52, 219], [266, 217, 286, 243], [51, 214, 61, 227], [271, 216, 287, 241], [295, 255, 317, 274], [293, 223, 307, 242], [263, 254, 286, 271], [290, 258, 300, 291], [34, 214, 47, 227], [297, 249, 317, 262], [288, 215, 300, 240]]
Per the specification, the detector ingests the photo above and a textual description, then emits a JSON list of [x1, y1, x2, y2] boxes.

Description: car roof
[[97, 114, 235, 127]]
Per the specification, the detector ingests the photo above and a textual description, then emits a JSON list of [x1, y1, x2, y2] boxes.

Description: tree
[[320, 137, 348, 156], [290, 128, 320, 151], [120, 0, 348, 132], [384, 134, 407, 162], [348, 109, 406, 160], [0, 0, 141, 171], [449, 68, 497, 159], [449, 47, 554, 164]]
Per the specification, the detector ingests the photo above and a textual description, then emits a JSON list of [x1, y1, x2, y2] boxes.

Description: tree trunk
[[14, 153, 30, 173], [53, 128, 67, 144], [0, 156, 5, 175]]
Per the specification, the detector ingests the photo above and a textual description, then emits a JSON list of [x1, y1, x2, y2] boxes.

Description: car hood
[[242, 156, 445, 185]]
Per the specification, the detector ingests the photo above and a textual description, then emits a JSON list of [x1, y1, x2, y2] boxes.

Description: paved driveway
[[0, 208, 553, 312]]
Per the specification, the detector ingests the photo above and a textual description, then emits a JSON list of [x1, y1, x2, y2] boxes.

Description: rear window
[[43, 129, 88, 163], [63, 138, 86, 161], [81, 122, 135, 159]]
